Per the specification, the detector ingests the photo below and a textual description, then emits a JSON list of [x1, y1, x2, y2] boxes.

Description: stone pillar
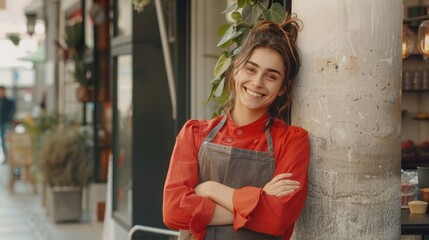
[[291, 1, 402, 239]]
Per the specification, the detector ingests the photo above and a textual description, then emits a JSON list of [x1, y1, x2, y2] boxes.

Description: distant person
[[0, 86, 16, 164]]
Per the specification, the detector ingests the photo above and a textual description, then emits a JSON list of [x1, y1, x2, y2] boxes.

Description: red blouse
[[163, 113, 310, 240]]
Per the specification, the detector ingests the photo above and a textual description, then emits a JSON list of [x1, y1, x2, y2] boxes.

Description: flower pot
[[48, 186, 82, 222]]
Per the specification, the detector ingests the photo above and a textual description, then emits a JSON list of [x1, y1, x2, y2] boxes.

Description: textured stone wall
[[291, 1, 402, 239]]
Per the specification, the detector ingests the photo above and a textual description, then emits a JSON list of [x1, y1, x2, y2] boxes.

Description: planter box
[[48, 186, 82, 222]]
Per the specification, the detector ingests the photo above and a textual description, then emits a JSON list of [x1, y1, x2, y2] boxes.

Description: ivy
[[208, 0, 286, 117]]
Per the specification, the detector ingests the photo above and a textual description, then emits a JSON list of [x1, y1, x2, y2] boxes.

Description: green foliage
[[42, 126, 94, 187], [7, 33, 20, 46], [64, 21, 89, 86], [208, 0, 286, 117], [21, 113, 74, 139]]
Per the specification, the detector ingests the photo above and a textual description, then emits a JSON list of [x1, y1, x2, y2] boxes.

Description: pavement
[[0, 162, 103, 240]]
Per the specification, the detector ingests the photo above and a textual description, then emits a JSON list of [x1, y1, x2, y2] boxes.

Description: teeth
[[246, 88, 263, 97]]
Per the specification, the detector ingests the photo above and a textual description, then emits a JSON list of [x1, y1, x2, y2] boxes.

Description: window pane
[[114, 54, 132, 224], [116, 0, 132, 36]]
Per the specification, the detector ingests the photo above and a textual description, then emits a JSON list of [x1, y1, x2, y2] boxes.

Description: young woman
[[163, 14, 310, 240]]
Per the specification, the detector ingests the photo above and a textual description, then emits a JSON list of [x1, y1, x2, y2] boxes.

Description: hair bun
[[281, 13, 302, 43]]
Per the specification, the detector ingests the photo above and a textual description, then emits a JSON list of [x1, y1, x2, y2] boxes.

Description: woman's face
[[233, 47, 285, 117]]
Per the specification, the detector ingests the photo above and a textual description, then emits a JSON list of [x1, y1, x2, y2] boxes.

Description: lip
[[244, 87, 266, 98]]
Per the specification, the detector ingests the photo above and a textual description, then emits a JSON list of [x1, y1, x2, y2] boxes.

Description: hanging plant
[[132, 0, 153, 13], [208, 0, 286, 117], [61, 21, 90, 87], [7, 33, 21, 46]]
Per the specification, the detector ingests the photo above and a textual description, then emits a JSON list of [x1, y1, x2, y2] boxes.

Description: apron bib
[[197, 115, 281, 240]]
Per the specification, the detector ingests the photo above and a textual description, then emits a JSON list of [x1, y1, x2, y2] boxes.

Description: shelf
[[413, 117, 429, 121], [403, 89, 429, 93], [402, 160, 429, 170]]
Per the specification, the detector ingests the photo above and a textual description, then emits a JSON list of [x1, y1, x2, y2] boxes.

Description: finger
[[269, 173, 292, 184], [264, 185, 300, 196], [269, 179, 300, 190], [270, 184, 300, 193], [276, 189, 297, 197]]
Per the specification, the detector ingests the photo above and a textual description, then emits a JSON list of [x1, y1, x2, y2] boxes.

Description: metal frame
[[127, 225, 179, 240]]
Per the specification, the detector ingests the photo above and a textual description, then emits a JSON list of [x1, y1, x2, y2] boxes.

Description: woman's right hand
[[263, 173, 300, 197]]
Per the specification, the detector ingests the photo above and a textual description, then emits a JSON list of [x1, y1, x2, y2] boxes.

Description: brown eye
[[246, 67, 256, 73], [266, 74, 277, 81]]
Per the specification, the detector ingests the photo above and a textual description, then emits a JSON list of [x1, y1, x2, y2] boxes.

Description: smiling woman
[[232, 47, 286, 126], [163, 14, 310, 240]]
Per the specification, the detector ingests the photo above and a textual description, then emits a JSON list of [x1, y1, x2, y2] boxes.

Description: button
[[253, 139, 259, 144], [226, 137, 233, 143], [236, 129, 243, 136]]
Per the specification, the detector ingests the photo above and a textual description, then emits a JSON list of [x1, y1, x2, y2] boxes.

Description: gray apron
[[198, 115, 282, 240]]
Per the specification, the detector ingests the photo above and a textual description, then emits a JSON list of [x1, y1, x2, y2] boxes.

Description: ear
[[278, 88, 285, 96]]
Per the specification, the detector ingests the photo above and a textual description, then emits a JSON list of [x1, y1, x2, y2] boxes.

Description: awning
[[18, 45, 45, 63]]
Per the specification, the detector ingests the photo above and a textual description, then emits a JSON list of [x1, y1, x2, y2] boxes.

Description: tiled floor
[[0, 163, 103, 240]]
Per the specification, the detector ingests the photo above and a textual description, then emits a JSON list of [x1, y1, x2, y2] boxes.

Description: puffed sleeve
[[163, 120, 216, 240], [232, 126, 310, 237]]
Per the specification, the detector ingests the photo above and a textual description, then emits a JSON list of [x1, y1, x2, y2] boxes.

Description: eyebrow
[[247, 60, 282, 76]]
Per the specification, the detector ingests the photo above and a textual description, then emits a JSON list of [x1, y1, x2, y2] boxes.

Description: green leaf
[[237, 0, 247, 8], [218, 39, 234, 48], [214, 78, 226, 97], [262, 3, 285, 23], [207, 77, 220, 102], [217, 24, 231, 37], [231, 11, 242, 22], [222, 3, 236, 14], [217, 24, 235, 47], [210, 76, 221, 85], [242, 4, 263, 25], [214, 52, 232, 77], [231, 46, 241, 58], [256, 0, 269, 8]]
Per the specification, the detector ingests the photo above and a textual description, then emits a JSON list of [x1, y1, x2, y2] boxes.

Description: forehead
[[248, 47, 285, 73]]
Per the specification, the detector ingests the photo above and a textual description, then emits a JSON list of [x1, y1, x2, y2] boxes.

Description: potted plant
[[56, 20, 91, 101], [41, 125, 94, 222]]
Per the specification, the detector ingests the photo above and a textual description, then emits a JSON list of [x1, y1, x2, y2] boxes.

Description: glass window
[[116, 0, 132, 36], [113, 54, 132, 225], [85, 0, 94, 48]]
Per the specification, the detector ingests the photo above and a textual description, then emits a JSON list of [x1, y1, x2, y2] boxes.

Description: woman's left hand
[[263, 173, 300, 197]]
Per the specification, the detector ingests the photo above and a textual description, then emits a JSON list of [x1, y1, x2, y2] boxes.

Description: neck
[[231, 108, 268, 126]]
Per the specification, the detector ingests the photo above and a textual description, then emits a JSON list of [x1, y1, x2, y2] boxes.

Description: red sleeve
[[232, 126, 310, 237], [163, 120, 216, 240]]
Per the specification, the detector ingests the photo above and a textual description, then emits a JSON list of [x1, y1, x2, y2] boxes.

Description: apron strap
[[202, 114, 228, 144], [265, 126, 274, 156]]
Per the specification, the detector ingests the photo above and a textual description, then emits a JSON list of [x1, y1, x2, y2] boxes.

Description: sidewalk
[[0, 163, 103, 240]]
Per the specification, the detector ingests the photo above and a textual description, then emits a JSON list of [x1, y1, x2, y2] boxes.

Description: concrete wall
[[292, 0, 402, 239]]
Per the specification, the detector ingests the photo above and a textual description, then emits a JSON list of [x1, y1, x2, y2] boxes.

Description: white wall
[[190, 0, 228, 119]]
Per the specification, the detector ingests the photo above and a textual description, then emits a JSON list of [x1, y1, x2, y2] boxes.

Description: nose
[[251, 73, 264, 88]]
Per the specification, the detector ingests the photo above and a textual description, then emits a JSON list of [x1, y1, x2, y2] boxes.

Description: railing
[[128, 225, 179, 240]]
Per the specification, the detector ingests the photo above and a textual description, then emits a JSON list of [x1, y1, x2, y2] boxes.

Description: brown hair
[[223, 14, 302, 122]]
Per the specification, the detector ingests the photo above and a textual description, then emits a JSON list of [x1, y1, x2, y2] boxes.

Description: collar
[[226, 112, 270, 136]]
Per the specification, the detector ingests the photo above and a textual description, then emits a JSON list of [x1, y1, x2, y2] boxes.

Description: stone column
[[291, 1, 402, 239]]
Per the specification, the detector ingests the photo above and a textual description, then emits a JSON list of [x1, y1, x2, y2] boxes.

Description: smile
[[244, 87, 265, 98]]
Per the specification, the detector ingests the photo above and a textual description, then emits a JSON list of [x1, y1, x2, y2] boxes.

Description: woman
[[163, 14, 310, 240]]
